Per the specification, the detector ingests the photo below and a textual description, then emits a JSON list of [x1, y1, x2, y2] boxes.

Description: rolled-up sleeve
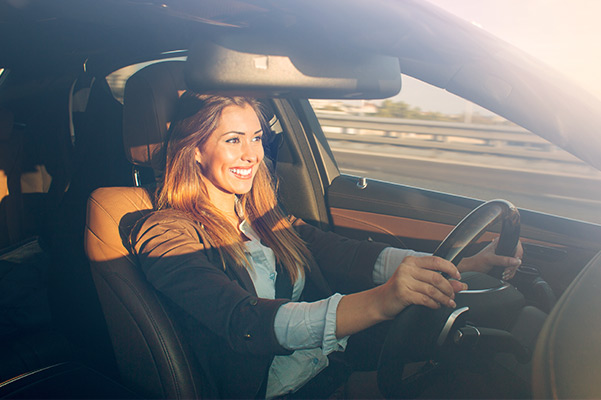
[[372, 247, 431, 284], [273, 293, 348, 355]]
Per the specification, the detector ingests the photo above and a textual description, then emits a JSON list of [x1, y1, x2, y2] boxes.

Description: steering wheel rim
[[377, 200, 521, 398], [433, 199, 521, 278]]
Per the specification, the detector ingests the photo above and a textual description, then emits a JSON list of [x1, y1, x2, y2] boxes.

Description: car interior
[[2, 1, 601, 399]]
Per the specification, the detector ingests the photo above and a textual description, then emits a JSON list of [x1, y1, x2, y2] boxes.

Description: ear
[[194, 147, 202, 164]]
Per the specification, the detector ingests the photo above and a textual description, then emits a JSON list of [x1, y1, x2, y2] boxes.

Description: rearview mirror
[[185, 34, 401, 99]]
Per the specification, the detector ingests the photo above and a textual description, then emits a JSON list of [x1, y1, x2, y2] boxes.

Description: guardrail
[[315, 113, 581, 163]]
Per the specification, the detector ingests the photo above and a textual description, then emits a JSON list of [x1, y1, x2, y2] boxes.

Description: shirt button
[[269, 272, 276, 281], [249, 298, 258, 306], [243, 333, 252, 340], [312, 357, 319, 365]]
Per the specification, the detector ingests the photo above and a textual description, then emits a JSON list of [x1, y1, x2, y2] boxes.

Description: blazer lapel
[[195, 222, 258, 296]]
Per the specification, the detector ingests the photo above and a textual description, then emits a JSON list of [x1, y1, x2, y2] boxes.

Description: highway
[[329, 141, 601, 224]]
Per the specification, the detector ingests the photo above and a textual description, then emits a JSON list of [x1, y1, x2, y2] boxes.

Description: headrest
[[123, 61, 186, 171]]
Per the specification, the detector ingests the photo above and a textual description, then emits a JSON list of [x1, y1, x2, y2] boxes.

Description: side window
[[311, 74, 601, 224]]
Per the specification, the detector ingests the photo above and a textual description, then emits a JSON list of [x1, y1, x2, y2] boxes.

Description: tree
[[375, 100, 413, 118]]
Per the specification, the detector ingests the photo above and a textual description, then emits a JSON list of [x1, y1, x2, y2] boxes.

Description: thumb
[[494, 254, 522, 268]]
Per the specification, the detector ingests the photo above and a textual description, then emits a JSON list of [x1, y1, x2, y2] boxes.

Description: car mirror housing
[[185, 34, 401, 99]]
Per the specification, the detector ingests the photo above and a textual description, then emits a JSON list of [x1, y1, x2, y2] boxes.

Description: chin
[[233, 185, 253, 195]]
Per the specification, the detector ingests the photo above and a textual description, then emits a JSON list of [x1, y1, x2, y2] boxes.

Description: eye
[[225, 137, 240, 144], [252, 134, 263, 142]]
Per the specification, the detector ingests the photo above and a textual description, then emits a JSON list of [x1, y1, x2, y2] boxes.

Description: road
[[329, 141, 601, 224]]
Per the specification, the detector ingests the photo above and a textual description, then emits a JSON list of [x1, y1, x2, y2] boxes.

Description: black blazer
[[131, 209, 388, 398]]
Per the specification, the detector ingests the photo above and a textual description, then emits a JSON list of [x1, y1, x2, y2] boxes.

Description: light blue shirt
[[239, 220, 428, 398]]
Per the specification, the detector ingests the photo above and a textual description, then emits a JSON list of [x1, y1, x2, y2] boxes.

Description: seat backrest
[[84, 60, 208, 398], [49, 75, 133, 378], [85, 186, 207, 399]]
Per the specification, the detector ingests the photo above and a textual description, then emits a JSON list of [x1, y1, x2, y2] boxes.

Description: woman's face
[[195, 104, 264, 204]]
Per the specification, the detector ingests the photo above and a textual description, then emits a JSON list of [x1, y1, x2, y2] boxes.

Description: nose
[[240, 140, 262, 163]]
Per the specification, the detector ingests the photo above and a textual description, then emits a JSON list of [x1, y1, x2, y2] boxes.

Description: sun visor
[[185, 35, 401, 99]]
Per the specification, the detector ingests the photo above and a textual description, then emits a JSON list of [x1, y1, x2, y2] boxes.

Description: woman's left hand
[[457, 238, 523, 280]]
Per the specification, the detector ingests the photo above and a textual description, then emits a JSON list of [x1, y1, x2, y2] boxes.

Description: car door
[[271, 97, 601, 302]]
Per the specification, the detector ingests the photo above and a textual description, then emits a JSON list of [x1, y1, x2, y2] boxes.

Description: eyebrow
[[221, 129, 263, 137]]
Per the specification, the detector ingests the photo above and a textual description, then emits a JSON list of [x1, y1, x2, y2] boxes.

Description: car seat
[[532, 249, 601, 399], [84, 61, 211, 399], [49, 73, 128, 377]]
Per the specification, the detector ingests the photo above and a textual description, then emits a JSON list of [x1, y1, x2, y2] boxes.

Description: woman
[[131, 93, 522, 399]]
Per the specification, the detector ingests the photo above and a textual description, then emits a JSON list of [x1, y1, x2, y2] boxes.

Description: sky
[[426, 0, 601, 101]]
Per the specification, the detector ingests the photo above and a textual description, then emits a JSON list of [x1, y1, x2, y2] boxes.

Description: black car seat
[[48, 75, 126, 377], [84, 60, 211, 399], [0, 107, 24, 247], [0, 85, 78, 382]]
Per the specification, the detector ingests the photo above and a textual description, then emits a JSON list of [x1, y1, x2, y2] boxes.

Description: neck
[[210, 193, 240, 226], [208, 190, 235, 213]]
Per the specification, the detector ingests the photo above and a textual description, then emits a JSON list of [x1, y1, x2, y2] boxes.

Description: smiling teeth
[[230, 168, 252, 176]]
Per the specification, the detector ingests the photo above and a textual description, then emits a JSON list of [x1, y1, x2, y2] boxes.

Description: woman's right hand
[[335, 256, 467, 338], [376, 256, 468, 320]]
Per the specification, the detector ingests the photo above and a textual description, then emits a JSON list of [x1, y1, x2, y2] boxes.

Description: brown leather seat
[[84, 61, 209, 398]]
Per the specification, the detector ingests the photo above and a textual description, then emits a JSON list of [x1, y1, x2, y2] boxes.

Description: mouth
[[229, 167, 253, 179]]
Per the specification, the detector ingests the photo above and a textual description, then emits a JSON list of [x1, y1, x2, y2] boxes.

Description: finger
[[412, 267, 457, 298], [412, 269, 462, 306], [413, 292, 443, 310], [450, 279, 468, 292], [409, 256, 461, 280], [410, 279, 457, 308], [503, 266, 518, 280], [514, 241, 524, 259], [490, 254, 522, 269], [414, 262, 468, 295]]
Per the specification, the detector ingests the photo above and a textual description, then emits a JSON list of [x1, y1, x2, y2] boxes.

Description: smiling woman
[[155, 93, 314, 278], [4, 0, 601, 398], [122, 90, 525, 399], [193, 103, 265, 206]]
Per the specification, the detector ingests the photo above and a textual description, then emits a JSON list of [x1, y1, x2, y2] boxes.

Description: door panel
[[326, 174, 601, 297]]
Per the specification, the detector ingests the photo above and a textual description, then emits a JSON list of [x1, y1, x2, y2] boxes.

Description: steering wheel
[[433, 199, 521, 278], [376, 199, 522, 398]]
